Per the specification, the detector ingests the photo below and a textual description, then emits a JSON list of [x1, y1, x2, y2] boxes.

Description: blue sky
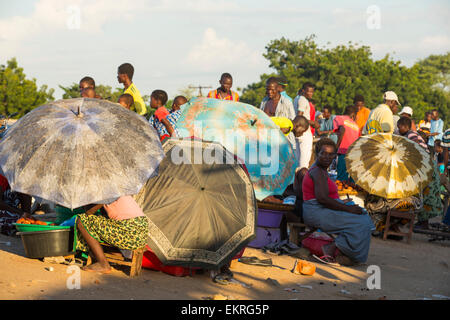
[[1, 0, 449, 100]]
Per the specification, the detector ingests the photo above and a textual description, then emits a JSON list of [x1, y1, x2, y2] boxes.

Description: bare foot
[[82, 262, 112, 274]]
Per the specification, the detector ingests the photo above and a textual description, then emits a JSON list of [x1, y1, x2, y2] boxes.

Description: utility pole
[[189, 85, 212, 97]]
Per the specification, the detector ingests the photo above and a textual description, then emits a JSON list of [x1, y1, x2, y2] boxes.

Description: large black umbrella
[[134, 138, 257, 268]]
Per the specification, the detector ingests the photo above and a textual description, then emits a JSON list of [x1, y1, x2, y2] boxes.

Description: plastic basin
[[17, 229, 74, 258], [13, 221, 70, 233]]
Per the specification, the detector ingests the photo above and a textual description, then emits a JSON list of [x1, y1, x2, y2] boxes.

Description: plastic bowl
[[13, 221, 70, 233], [17, 229, 74, 258]]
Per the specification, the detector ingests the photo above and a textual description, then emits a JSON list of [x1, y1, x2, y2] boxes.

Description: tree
[[416, 53, 450, 91], [0, 58, 54, 117], [240, 36, 449, 125]]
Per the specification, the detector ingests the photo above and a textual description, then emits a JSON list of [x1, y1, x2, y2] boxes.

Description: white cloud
[[421, 35, 450, 51], [152, 0, 241, 13], [370, 35, 450, 65], [186, 28, 265, 72], [0, 0, 144, 42]]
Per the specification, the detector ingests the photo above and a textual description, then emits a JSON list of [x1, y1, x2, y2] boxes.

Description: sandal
[[312, 254, 340, 266], [280, 242, 302, 255], [213, 273, 232, 285], [239, 256, 273, 267], [238, 256, 286, 270], [263, 240, 287, 255]]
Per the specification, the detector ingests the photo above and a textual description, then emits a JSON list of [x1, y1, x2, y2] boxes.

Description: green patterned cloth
[[75, 214, 148, 253], [418, 163, 443, 222]]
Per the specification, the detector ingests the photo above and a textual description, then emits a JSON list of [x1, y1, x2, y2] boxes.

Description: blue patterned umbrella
[[174, 97, 296, 200], [0, 98, 165, 209]]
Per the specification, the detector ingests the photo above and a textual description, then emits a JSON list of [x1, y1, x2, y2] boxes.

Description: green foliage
[[0, 58, 54, 118], [240, 36, 450, 126], [416, 53, 450, 91]]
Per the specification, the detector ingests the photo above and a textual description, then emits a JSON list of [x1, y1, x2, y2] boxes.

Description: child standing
[[148, 90, 177, 142]]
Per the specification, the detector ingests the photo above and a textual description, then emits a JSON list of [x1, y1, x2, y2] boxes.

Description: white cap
[[383, 91, 401, 105], [399, 106, 413, 116]]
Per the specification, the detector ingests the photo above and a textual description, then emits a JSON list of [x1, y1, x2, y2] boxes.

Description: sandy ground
[[1, 220, 449, 301]]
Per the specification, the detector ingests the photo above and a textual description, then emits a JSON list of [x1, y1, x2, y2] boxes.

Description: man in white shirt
[[293, 82, 316, 169], [260, 77, 296, 147]]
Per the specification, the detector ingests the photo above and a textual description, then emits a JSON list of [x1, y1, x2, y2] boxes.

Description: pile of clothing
[[365, 194, 423, 232], [0, 190, 21, 236]]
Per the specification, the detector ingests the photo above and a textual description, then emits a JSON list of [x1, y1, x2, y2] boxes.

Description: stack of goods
[[335, 180, 364, 194], [16, 217, 49, 225]]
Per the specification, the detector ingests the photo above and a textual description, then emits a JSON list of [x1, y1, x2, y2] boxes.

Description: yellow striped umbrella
[[346, 133, 433, 199]]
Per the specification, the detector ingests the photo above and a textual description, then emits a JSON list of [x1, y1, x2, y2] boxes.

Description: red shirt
[[309, 102, 316, 135], [154, 107, 170, 121], [302, 171, 339, 201], [333, 115, 360, 154]]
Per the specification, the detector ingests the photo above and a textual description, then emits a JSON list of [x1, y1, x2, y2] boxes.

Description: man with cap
[[398, 106, 416, 131], [363, 91, 400, 135], [277, 76, 293, 103]]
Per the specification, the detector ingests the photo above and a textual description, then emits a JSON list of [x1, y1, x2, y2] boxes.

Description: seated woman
[[302, 138, 374, 266], [76, 195, 149, 273]]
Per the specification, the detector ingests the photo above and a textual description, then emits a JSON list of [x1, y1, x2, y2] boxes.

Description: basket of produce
[[14, 217, 70, 232], [335, 180, 364, 195]]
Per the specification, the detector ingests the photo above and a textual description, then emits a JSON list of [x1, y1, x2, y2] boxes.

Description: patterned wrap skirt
[[75, 214, 149, 253]]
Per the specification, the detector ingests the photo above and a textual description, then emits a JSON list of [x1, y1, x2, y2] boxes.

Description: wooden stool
[[287, 222, 317, 246], [100, 243, 145, 277], [383, 209, 416, 244]]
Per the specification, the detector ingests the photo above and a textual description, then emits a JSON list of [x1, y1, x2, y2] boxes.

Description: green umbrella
[[134, 138, 257, 268]]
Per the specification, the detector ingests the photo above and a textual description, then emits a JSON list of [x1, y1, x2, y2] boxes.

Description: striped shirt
[[149, 110, 181, 138], [442, 129, 450, 148], [207, 89, 239, 101], [404, 130, 429, 152]]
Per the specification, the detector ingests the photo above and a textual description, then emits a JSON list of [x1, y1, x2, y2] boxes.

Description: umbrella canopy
[[134, 138, 257, 268], [346, 133, 433, 199], [174, 97, 296, 200], [0, 98, 164, 209]]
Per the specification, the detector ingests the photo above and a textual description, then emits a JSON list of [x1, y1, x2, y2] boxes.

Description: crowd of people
[[1, 61, 449, 274]]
